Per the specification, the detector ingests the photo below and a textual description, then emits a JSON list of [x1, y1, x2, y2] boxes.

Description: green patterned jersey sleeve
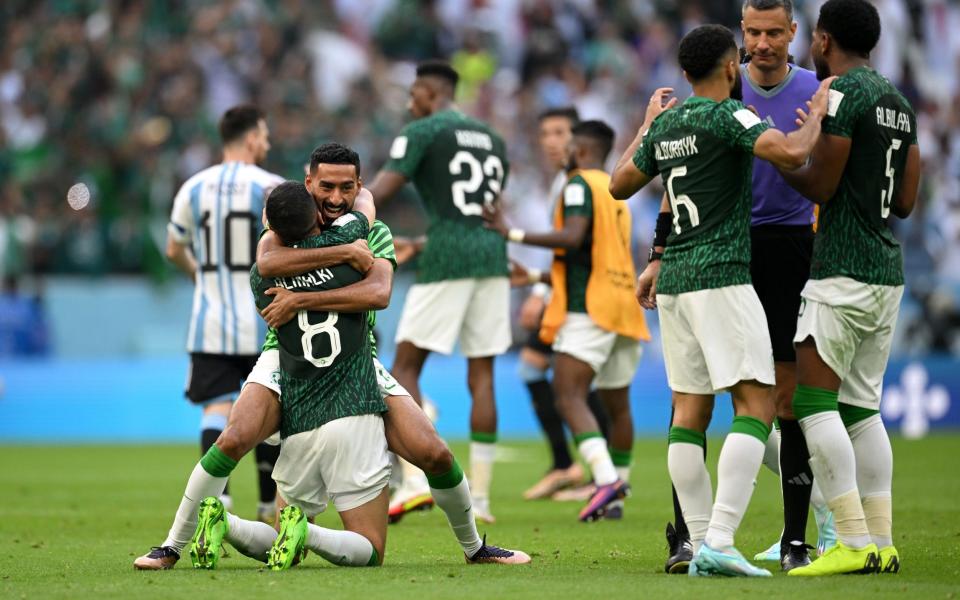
[[717, 99, 769, 154], [383, 120, 432, 179], [262, 327, 279, 352], [821, 77, 860, 139], [632, 125, 661, 178], [368, 220, 397, 270], [562, 175, 593, 219]]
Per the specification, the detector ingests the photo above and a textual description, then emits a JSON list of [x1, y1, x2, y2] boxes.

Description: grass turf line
[[1, 437, 958, 599]]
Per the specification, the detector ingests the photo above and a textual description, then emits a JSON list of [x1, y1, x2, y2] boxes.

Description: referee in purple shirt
[[661, 0, 834, 574]]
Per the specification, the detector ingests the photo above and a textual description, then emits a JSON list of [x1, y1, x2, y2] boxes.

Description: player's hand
[[509, 260, 531, 287], [642, 87, 678, 128], [345, 239, 374, 273], [482, 203, 509, 237], [808, 76, 837, 121], [519, 294, 546, 330], [636, 260, 661, 310], [261, 287, 300, 328], [393, 235, 424, 265]]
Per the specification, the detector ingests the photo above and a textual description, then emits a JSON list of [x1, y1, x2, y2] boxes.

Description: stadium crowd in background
[[0, 0, 957, 353]]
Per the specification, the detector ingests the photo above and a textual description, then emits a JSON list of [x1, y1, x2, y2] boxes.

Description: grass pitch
[[1, 436, 959, 599]]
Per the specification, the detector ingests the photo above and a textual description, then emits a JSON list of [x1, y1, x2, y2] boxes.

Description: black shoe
[[780, 542, 813, 572], [664, 522, 693, 574]]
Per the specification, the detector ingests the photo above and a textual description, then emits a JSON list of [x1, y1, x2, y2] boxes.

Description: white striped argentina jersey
[[168, 161, 284, 355]]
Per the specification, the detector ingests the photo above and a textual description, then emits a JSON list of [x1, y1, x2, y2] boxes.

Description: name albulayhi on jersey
[[876, 107, 911, 133]]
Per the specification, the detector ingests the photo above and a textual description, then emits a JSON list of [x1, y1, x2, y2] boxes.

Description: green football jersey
[[633, 96, 769, 295], [560, 174, 594, 313], [260, 219, 397, 356], [250, 212, 386, 439], [812, 66, 917, 286], [384, 109, 510, 283]]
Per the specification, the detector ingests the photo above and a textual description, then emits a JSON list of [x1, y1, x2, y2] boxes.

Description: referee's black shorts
[[750, 224, 814, 363], [186, 353, 259, 404]]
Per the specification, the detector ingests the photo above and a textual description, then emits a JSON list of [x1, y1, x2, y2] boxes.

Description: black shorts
[[186, 353, 259, 405], [522, 328, 553, 356], [750, 224, 813, 362]]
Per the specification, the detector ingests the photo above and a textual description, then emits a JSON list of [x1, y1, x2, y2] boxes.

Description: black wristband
[[654, 211, 671, 248]]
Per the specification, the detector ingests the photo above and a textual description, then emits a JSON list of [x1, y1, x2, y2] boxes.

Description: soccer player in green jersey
[[367, 61, 510, 523], [609, 24, 832, 576], [773, 0, 920, 577]]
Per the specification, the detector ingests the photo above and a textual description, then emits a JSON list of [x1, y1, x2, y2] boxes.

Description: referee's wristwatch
[[647, 248, 663, 263]]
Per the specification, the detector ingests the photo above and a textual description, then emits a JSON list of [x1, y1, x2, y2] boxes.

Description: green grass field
[[2, 437, 959, 599]]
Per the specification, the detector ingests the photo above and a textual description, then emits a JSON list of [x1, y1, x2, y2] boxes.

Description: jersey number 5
[[298, 311, 342, 368], [666, 166, 700, 234], [449, 151, 504, 216], [880, 139, 902, 219]]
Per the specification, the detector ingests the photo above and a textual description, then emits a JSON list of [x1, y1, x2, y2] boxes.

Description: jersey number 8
[[298, 310, 342, 368]]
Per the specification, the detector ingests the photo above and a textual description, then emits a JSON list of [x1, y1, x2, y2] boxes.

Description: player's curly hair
[[678, 25, 738, 82], [817, 0, 881, 57], [265, 181, 317, 244], [572, 120, 615, 160], [309, 142, 361, 176], [417, 60, 459, 88]]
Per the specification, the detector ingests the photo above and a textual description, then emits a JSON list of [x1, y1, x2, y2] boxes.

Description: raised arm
[[892, 143, 921, 218], [610, 87, 677, 199], [259, 258, 394, 328], [753, 76, 836, 174], [366, 170, 409, 209], [775, 132, 850, 203], [256, 231, 373, 278], [353, 187, 377, 226], [483, 203, 590, 251]]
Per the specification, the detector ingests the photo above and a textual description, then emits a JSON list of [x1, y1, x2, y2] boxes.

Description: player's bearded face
[[811, 31, 831, 81], [306, 164, 360, 224], [730, 63, 744, 101]]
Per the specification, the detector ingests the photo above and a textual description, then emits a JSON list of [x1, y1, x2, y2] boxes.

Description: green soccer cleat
[[268, 505, 308, 571], [753, 539, 781, 562], [689, 544, 772, 577], [879, 546, 900, 573], [787, 542, 880, 576], [189, 496, 228, 570]]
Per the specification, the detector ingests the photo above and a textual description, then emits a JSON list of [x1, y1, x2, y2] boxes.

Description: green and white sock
[[469, 432, 496, 503], [428, 459, 483, 557], [225, 512, 275, 562], [306, 523, 378, 566], [667, 426, 711, 553], [575, 433, 617, 486], [162, 446, 237, 552], [704, 416, 769, 550], [610, 447, 632, 483]]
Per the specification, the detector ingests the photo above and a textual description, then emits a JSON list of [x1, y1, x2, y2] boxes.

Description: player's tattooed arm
[[483, 203, 590, 251], [260, 258, 393, 327], [256, 231, 374, 277], [891, 143, 920, 218]]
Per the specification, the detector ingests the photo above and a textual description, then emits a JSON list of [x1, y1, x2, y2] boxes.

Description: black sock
[[201, 428, 229, 497], [586, 390, 610, 441], [527, 380, 574, 470], [668, 409, 706, 538], [254, 443, 281, 504], [779, 418, 812, 547]]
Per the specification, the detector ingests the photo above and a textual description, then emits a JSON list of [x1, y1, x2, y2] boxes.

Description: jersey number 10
[[198, 211, 259, 272]]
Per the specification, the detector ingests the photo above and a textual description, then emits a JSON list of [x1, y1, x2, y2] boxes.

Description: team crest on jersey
[[827, 89, 844, 117]]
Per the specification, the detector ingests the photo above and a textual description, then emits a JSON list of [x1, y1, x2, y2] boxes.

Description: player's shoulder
[[177, 165, 218, 194], [715, 98, 763, 130], [370, 219, 392, 237], [240, 164, 285, 187]]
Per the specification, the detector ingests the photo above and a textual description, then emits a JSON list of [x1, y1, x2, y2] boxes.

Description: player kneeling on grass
[[610, 24, 833, 576], [191, 180, 391, 569]]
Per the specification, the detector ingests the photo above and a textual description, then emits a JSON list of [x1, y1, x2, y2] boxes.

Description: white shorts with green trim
[[552, 313, 643, 389], [395, 277, 511, 357], [794, 277, 903, 410], [244, 348, 281, 396], [272, 414, 390, 516], [657, 285, 775, 394], [374, 357, 409, 399]]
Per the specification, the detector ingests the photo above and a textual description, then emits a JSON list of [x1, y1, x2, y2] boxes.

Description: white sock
[[306, 523, 376, 566], [848, 414, 894, 548], [615, 466, 630, 483], [162, 462, 228, 552], [399, 457, 430, 493], [667, 442, 712, 553], [431, 477, 483, 556], [704, 432, 765, 550], [800, 411, 871, 548], [469, 441, 495, 501], [577, 437, 617, 486], [225, 513, 276, 562], [810, 478, 827, 512], [763, 427, 781, 476]]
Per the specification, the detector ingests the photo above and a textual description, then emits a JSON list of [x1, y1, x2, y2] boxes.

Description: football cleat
[[388, 487, 434, 524], [523, 464, 584, 500], [267, 505, 308, 571], [813, 504, 837, 555], [133, 545, 180, 570], [664, 522, 694, 574], [878, 546, 900, 573], [578, 480, 629, 522], [689, 544, 772, 577], [787, 542, 880, 576], [189, 497, 228, 569], [780, 542, 813, 572], [754, 537, 781, 562], [465, 535, 532, 565], [601, 499, 624, 520]]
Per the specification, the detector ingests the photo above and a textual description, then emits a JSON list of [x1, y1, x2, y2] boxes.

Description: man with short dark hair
[[610, 23, 832, 576], [777, 0, 920, 577], [368, 60, 510, 523], [486, 120, 649, 522]]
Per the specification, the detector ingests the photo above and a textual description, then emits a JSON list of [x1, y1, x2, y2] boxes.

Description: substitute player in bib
[[775, 0, 920, 576], [166, 105, 284, 521], [486, 120, 649, 522], [368, 61, 510, 523], [611, 24, 833, 576]]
